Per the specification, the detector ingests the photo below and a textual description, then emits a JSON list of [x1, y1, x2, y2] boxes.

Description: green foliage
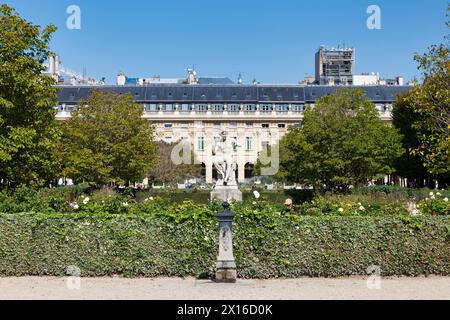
[[278, 88, 404, 192], [0, 186, 448, 277], [57, 91, 158, 186], [418, 192, 450, 216], [0, 5, 60, 187], [392, 93, 431, 184], [137, 189, 313, 205], [0, 198, 448, 277], [402, 11, 450, 175], [147, 141, 201, 185]]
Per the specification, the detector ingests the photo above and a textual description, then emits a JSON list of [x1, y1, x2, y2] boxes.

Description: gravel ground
[[0, 276, 449, 300]]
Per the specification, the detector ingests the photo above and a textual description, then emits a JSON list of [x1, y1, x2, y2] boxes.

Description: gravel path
[[0, 276, 449, 300]]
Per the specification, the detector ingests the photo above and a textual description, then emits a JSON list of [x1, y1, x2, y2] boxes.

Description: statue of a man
[[212, 131, 240, 186]]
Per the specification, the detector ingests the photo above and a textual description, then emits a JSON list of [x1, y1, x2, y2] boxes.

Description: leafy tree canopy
[[278, 88, 404, 192], [58, 91, 158, 187], [404, 10, 450, 175], [148, 141, 201, 185], [0, 4, 59, 187]]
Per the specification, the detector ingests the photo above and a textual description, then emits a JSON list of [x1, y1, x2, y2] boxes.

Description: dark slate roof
[[55, 84, 412, 104], [304, 86, 411, 102], [198, 77, 234, 85]]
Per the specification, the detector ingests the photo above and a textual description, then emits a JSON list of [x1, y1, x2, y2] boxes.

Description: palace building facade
[[55, 84, 411, 184]]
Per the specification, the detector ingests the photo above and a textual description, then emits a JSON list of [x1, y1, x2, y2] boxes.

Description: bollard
[[214, 202, 237, 283]]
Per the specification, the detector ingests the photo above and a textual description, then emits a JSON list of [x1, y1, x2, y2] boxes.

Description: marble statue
[[212, 131, 240, 186]]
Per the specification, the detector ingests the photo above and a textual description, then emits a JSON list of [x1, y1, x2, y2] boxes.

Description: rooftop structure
[[315, 45, 355, 85]]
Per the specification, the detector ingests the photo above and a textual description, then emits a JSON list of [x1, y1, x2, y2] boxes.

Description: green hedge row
[[136, 189, 314, 205], [0, 212, 448, 278]]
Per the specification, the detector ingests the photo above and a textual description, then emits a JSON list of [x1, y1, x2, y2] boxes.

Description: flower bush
[[296, 196, 409, 216], [418, 192, 450, 216]]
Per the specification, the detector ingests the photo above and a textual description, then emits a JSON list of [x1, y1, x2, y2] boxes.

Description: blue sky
[[3, 0, 449, 84]]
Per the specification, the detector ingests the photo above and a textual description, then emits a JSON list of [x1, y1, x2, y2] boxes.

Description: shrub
[[418, 192, 450, 216], [0, 196, 448, 278]]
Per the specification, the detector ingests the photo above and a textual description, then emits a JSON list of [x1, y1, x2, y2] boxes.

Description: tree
[[402, 7, 450, 175], [58, 91, 158, 187], [147, 141, 201, 185], [0, 5, 59, 187], [392, 93, 430, 187], [278, 88, 404, 193]]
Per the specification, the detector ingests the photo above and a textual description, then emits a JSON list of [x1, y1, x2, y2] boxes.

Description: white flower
[[359, 205, 365, 211], [429, 192, 434, 196], [431, 195, 436, 200], [204, 236, 209, 241], [149, 197, 154, 201], [338, 208, 344, 213], [122, 202, 129, 207], [444, 197, 449, 202], [82, 197, 90, 205], [358, 202, 362, 206], [411, 209, 420, 216], [436, 192, 441, 196], [253, 190, 261, 199], [70, 202, 79, 210], [252, 201, 257, 205]]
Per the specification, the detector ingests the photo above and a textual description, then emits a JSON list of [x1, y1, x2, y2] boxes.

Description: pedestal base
[[215, 269, 237, 283], [211, 186, 242, 202]]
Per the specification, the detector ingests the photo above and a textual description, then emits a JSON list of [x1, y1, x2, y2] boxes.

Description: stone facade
[[55, 84, 409, 184]]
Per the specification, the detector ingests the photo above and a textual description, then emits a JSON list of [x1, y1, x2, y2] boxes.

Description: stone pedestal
[[211, 185, 242, 202], [214, 202, 237, 283]]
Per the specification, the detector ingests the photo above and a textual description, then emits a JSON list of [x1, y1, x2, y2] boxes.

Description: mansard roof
[[55, 84, 411, 104]]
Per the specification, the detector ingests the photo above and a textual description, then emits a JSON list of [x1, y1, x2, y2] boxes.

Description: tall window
[[292, 104, 304, 112], [144, 104, 158, 112], [197, 137, 205, 151], [195, 104, 208, 112], [212, 104, 224, 112], [245, 137, 253, 151], [244, 104, 256, 112], [164, 104, 174, 112], [228, 104, 240, 112], [261, 104, 272, 112], [275, 104, 288, 112], [180, 104, 190, 112]]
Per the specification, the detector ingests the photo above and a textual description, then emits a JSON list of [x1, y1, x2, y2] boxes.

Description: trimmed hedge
[[0, 212, 448, 278]]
